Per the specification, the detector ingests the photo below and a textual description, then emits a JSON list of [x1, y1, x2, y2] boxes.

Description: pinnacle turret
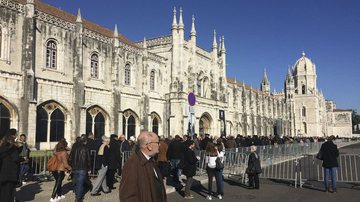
[[178, 7, 184, 29], [113, 24, 118, 38], [190, 15, 196, 36], [76, 8, 82, 23], [212, 30, 217, 49], [172, 7, 177, 29]]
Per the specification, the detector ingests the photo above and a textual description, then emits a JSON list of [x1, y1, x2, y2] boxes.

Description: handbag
[[316, 150, 323, 160], [215, 157, 224, 170]]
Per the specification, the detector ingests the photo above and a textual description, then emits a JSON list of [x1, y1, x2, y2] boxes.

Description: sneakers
[[50, 198, 57, 202], [218, 194, 223, 199], [58, 195, 65, 199], [184, 194, 194, 199], [206, 195, 212, 200]]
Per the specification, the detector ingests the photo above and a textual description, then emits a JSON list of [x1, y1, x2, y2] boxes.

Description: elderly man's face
[[146, 135, 160, 157]]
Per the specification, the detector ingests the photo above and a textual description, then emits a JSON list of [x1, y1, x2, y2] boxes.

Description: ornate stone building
[[0, 0, 352, 149]]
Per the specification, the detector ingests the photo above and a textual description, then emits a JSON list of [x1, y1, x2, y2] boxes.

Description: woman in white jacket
[[205, 143, 220, 200]]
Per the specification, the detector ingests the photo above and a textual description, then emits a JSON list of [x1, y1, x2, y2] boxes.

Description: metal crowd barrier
[[27, 139, 359, 181], [298, 154, 360, 187]]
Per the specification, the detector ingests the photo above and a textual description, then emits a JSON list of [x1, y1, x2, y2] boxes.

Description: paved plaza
[[15, 142, 360, 202]]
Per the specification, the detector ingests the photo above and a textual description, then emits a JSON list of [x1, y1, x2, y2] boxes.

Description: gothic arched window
[[50, 108, 65, 141], [150, 70, 155, 90], [302, 106, 306, 117], [124, 64, 131, 85], [36, 105, 65, 142], [302, 85, 306, 94], [90, 53, 99, 78], [0, 103, 10, 139], [46, 40, 57, 69], [152, 117, 159, 135]]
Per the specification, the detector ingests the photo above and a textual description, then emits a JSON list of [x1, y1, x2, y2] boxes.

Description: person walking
[[50, 139, 72, 202], [69, 136, 91, 202], [166, 135, 185, 184], [182, 140, 199, 199], [0, 129, 21, 202], [17, 134, 31, 186], [205, 143, 219, 200], [246, 145, 262, 189], [90, 136, 111, 196], [318, 135, 339, 193], [119, 131, 167, 202], [106, 134, 121, 190]]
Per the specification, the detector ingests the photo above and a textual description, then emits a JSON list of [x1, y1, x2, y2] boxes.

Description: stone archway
[[199, 113, 212, 135]]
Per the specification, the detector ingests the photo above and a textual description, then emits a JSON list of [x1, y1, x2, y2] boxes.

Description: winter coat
[[247, 152, 262, 174], [182, 147, 198, 177], [69, 144, 91, 171], [319, 141, 339, 168], [0, 144, 20, 182], [119, 150, 167, 202]]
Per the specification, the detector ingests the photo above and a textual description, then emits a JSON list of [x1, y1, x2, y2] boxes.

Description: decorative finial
[[178, 7, 184, 29], [143, 37, 147, 49], [190, 15, 196, 36], [301, 51, 306, 57], [113, 24, 118, 37], [221, 36, 226, 52], [172, 7, 177, 29], [212, 30, 217, 49], [76, 8, 82, 23]]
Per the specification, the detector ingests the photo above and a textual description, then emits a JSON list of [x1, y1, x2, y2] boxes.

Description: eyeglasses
[[147, 141, 160, 145]]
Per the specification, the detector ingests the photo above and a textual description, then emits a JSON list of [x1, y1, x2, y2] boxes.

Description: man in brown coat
[[119, 131, 167, 202]]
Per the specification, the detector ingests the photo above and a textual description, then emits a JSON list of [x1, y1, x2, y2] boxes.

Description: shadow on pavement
[[16, 182, 42, 201]]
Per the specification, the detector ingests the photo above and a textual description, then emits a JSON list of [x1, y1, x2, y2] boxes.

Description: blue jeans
[[215, 169, 224, 195], [170, 159, 182, 182], [73, 170, 87, 200], [324, 167, 337, 190], [19, 163, 30, 182]]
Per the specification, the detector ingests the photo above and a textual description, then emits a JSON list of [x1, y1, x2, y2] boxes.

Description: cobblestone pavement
[[15, 142, 360, 202]]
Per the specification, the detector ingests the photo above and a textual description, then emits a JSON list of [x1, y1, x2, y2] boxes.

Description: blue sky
[[43, 0, 360, 112]]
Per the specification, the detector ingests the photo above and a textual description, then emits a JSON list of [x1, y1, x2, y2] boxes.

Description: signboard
[[188, 92, 196, 106]]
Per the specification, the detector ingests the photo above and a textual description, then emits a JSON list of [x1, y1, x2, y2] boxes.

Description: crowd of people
[[0, 128, 343, 202]]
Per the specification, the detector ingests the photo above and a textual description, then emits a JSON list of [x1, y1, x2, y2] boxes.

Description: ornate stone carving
[[34, 11, 75, 31], [0, 0, 25, 13]]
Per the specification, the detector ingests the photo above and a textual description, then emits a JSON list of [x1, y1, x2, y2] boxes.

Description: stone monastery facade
[[0, 0, 352, 149]]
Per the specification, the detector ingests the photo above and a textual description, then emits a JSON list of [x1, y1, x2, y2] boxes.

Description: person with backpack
[[49, 139, 72, 202], [205, 143, 222, 200]]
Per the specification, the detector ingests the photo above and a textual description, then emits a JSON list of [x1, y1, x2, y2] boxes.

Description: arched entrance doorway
[[199, 113, 212, 135]]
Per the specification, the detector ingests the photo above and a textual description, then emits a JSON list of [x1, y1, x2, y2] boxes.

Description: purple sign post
[[187, 93, 196, 138]]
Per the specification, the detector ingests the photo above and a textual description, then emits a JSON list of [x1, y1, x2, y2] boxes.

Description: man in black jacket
[[69, 136, 91, 202], [166, 135, 185, 183], [106, 134, 121, 189], [319, 135, 339, 193]]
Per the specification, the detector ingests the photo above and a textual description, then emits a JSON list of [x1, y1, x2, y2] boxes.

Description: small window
[[46, 40, 57, 69], [150, 70, 155, 90], [90, 54, 99, 78], [302, 85, 306, 94], [125, 64, 131, 85], [302, 106, 306, 117]]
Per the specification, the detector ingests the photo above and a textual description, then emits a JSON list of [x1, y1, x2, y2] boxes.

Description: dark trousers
[[0, 181, 16, 202], [184, 176, 193, 196], [248, 173, 259, 189], [206, 167, 216, 195], [106, 169, 116, 189], [52, 171, 65, 198]]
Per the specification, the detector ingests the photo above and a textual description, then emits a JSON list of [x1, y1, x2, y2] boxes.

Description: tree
[[352, 109, 360, 134]]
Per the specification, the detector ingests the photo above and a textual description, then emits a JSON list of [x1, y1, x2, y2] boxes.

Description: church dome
[[294, 51, 315, 75]]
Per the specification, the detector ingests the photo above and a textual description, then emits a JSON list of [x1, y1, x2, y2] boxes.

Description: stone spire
[[76, 8, 82, 23], [178, 7, 184, 29], [220, 36, 226, 53], [287, 67, 292, 80], [301, 51, 306, 57], [262, 69, 269, 85], [190, 15, 196, 36], [113, 24, 118, 38], [172, 7, 177, 29], [212, 30, 217, 49], [143, 37, 147, 49]]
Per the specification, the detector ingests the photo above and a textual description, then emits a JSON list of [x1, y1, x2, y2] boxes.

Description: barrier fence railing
[[28, 139, 359, 181]]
